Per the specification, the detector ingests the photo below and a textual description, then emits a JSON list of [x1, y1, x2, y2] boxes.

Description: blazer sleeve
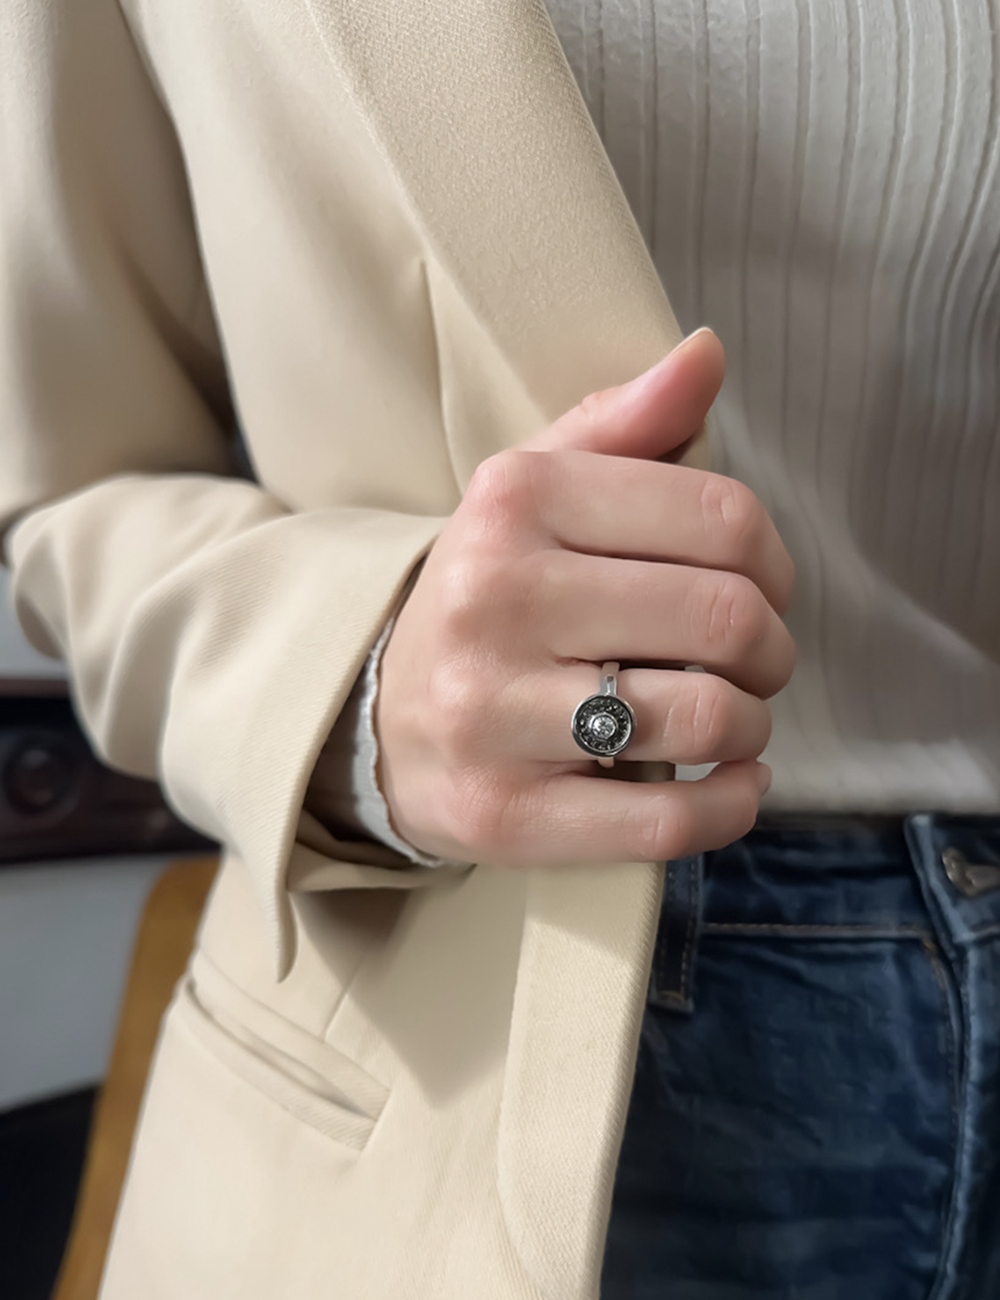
[[0, 0, 446, 977]]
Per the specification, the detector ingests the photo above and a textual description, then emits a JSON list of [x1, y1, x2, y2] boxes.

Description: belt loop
[[648, 854, 704, 1016], [905, 813, 1000, 951]]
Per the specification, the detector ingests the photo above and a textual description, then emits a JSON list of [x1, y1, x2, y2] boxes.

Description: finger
[[529, 327, 725, 462], [528, 451, 795, 615], [539, 552, 797, 699], [496, 759, 769, 865], [500, 666, 771, 766]]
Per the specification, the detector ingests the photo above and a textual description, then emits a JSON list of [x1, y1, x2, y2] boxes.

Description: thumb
[[530, 327, 725, 460]]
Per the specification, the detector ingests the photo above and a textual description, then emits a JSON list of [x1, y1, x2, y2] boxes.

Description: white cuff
[[351, 617, 456, 868]]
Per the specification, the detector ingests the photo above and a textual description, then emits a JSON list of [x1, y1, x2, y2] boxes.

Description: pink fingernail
[[631, 328, 715, 391], [673, 326, 714, 353]]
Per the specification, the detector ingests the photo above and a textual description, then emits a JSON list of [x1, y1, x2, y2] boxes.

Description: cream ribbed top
[[546, 0, 1000, 811]]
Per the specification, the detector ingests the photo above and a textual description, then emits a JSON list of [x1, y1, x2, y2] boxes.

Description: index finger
[[530, 451, 795, 616]]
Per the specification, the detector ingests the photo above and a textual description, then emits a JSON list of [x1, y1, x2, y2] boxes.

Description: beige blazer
[[1, 1, 707, 1296]]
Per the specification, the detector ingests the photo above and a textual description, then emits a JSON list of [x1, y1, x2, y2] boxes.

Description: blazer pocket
[[175, 951, 389, 1152]]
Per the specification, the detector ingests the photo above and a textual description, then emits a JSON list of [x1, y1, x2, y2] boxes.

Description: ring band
[[570, 661, 636, 768]]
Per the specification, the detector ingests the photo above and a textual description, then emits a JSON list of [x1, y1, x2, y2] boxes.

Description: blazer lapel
[[299, 2, 677, 1292], [300, 0, 683, 421]]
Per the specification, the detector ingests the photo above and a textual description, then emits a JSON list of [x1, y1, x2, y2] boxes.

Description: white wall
[[0, 567, 64, 680], [0, 857, 172, 1111]]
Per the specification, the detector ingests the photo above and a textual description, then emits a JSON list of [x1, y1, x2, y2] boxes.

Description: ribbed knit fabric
[[547, 0, 1000, 811]]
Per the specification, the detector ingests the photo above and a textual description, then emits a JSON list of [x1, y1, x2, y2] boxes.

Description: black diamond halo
[[570, 693, 636, 759]]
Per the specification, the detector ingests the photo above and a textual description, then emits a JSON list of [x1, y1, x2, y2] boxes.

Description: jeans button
[[942, 846, 1000, 897]]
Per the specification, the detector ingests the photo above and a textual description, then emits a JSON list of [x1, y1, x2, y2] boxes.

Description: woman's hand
[[376, 329, 795, 866]]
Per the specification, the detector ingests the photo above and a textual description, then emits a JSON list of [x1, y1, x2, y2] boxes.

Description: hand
[[376, 329, 795, 866]]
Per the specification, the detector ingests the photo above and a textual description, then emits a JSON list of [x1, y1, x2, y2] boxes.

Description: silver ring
[[570, 661, 636, 768]]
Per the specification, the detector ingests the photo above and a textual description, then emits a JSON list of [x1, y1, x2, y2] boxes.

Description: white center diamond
[[588, 713, 617, 740]]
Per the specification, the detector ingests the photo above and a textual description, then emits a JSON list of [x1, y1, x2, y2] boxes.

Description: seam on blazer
[[417, 256, 465, 503]]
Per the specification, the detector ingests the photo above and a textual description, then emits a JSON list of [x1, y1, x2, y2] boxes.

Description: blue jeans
[[601, 814, 1000, 1300]]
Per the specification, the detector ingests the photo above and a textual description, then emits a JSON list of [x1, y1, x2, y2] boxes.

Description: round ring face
[[570, 693, 636, 759]]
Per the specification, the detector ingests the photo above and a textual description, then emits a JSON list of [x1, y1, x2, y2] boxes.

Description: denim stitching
[[677, 857, 699, 1003], [921, 938, 960, 1161], [943, 951, 975, 1300], [703, 922, 929, 935], [958, 920, 1000, 940], [920, 936, 963, 1300]]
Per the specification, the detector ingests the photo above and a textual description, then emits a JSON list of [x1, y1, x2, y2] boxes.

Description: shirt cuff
[[304, 616, 458, 869]]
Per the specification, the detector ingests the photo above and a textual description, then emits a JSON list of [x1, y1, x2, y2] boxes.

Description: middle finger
[[539, 550, 796, 699]]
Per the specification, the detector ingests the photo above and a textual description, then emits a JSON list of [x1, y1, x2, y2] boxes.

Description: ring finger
[[500, 664, 772, 767]]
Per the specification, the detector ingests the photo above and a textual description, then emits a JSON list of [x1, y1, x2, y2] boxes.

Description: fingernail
[[626, 327, 719, 404], [629, 328, 713, 394], [670, 326, 715, 357], [757, 763, 772, 795]]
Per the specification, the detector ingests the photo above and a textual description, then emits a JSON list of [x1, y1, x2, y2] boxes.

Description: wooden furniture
[[51, 857, 218, 1300]]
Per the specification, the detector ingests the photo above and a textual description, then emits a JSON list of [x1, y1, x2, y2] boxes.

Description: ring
[[570, 661, 636, 768]]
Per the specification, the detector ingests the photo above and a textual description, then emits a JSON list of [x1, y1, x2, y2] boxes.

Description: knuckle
[[774, 553, 797, 616], [701, 571, 765, 656], [625, 799, 688, 863], [674, 674, 729, 761], [576, 386, 615, 431], [731, 781, 762, 841], [768, 627, 798, 696], [674, 678, 773, 761], [700, 477, 766, 556], [464, 449, 540, 529]]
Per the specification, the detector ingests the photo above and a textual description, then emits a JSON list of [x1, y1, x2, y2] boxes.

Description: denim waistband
[[650, 812, 1000, 1016]]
